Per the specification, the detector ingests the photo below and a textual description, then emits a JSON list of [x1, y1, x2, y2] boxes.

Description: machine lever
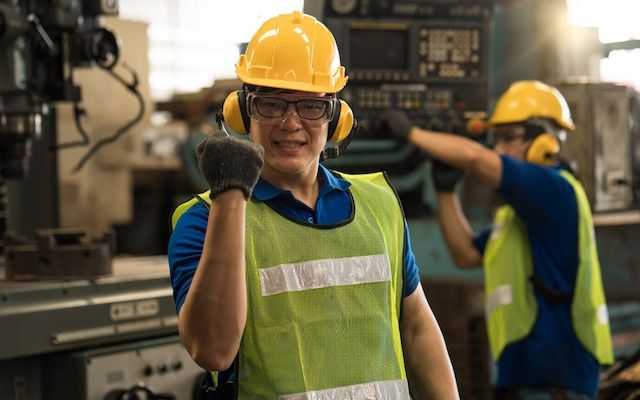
[[26, 14, 58, 57]]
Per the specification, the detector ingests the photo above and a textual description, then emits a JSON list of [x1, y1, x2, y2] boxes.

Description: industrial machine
[[322, 0, 491, 137], [0, 0, 145, 278], [0, 1, 197, 399], [556, 82, 640, 212], [0, 256, 202, 400], [311, 0, 493, 220], [45, 335, 202, 400]]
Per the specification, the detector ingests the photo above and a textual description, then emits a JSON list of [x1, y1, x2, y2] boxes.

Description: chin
[[270, 158, 314, 175]]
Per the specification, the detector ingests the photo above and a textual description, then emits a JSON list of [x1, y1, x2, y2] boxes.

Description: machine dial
[[331, 0, 358, 14]]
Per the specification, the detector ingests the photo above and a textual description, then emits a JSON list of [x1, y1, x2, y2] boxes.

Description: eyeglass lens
[[490, 126, 527, 144], [251, 96, 332, 121]]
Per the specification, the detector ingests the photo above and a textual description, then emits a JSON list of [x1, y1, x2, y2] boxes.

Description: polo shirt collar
[[251, 164, 351, 202]]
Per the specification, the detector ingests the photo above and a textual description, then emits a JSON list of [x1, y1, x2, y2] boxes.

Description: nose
[[279, 106, 302, 130], [494, 140, 506, 154]]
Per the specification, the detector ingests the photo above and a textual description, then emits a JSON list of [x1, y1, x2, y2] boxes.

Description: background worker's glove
[[377, 109, 414, 140], [431, 158, 464, 193], [197, 134, 264, 200]]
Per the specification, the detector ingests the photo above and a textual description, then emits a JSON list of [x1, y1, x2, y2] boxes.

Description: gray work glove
[[431, 158, 464, 193], [377, 109, 414, 140], [196, 134, 264, 200]]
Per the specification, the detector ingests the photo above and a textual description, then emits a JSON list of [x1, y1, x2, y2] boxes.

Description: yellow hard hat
[[489, 80, 575, 130], [236, 11, 348, 93]]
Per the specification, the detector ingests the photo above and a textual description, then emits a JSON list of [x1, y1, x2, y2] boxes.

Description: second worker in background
[[379, 81, 613, 400]]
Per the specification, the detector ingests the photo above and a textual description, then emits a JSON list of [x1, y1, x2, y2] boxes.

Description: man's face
[[491, 124, 531, 161], [248, 90, 334, 179]]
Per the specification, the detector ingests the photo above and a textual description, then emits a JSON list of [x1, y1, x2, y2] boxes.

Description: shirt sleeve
[[499, 155, 576, 225], [402, 220, 421, 297], [167, 201, 209, 313], [472, 226, 493, 255]]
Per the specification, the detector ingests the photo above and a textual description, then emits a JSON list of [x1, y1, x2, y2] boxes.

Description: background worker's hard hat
[[489, 80, 575, 131]]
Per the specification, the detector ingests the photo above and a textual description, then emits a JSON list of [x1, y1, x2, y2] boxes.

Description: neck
[[262, 166, 320, 209]]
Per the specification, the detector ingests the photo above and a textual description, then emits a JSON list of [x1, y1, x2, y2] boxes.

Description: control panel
[[319, 0, 492, 137], [44, 336, 203, 400]]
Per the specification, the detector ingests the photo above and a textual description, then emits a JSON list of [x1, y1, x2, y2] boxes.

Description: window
[[568, 0, 640, 89], [119, 0, 304, 100]]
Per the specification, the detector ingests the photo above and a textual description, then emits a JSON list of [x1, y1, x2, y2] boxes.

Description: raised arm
[[178, 135, 263, 371], [379, 110, 503, 188]]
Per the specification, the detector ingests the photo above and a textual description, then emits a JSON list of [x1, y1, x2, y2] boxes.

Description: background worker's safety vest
[[483, 171, 613, 365], [172, 172, 409, 399]]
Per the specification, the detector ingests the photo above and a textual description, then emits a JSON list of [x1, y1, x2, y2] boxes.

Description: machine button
[[172, 360, 183, 371], [143, 365, 154, 377]]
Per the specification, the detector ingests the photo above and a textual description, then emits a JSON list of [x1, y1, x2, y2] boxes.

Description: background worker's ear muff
[[526, 133, 560, 165], [221, 89, 250, 134]]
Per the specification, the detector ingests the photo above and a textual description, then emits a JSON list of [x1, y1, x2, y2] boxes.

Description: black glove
[[431, 158, 464, 193], [197, 134, 264, 200], [378, 109, 414, 140]]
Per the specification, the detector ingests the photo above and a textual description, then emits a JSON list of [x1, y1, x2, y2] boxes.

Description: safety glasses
[[247, 93, 335, 124], [488, 124, 541, 146], [489, 129, 526, 145]]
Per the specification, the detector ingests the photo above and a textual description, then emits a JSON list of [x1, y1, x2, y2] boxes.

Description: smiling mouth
[[273, 140, 307, 150]]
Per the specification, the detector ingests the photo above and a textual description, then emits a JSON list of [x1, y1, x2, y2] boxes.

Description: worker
[[378, 81, 613, 400], [168, 11, 459, 399]]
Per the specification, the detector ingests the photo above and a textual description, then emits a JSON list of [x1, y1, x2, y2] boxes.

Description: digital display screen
[[349, 28, 408, 70]]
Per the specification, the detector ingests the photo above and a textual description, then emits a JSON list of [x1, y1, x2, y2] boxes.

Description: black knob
[[143, 365, 154, 377], [171, 360, 183, 371]]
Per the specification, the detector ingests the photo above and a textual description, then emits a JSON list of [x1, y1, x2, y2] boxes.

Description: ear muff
[[221, 90, 250, 134], [327, 99, 355, 144], [526, 133, 560, 165]]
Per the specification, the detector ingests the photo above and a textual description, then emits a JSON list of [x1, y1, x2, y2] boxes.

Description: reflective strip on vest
[[596, 304, 609, 325], [260, 254, 391, 296], [486, 284, 513, 315], [279, 379, 410, 400]]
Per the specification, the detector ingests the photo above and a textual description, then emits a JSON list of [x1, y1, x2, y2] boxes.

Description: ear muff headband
[[221, 91, 356, 144], [526, 133, 560, 165], [221, 89, 250, 134]]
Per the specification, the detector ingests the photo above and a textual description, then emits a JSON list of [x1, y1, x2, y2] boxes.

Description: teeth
[[276, 141, 303, 148]]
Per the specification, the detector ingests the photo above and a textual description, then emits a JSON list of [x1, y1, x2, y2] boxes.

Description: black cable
[[71, 62, 145, 173], [55, 102, 90, 149], [0, 178, 6, 264]]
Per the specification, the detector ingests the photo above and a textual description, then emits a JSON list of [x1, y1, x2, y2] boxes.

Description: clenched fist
[[197, 135, 264, 200]]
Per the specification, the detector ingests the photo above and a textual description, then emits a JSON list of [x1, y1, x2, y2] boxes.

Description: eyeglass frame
[[488, 119, 559, 146], [246, 92, 337, 123]]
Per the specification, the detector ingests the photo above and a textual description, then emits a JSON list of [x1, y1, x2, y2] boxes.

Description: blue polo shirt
[[473, 155, 599, 397], [168, 164, 421, 384]]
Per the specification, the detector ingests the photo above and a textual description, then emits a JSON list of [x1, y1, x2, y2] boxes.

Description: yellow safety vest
[[483, 170, 613, 365], [172, 172, 410, 399]]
